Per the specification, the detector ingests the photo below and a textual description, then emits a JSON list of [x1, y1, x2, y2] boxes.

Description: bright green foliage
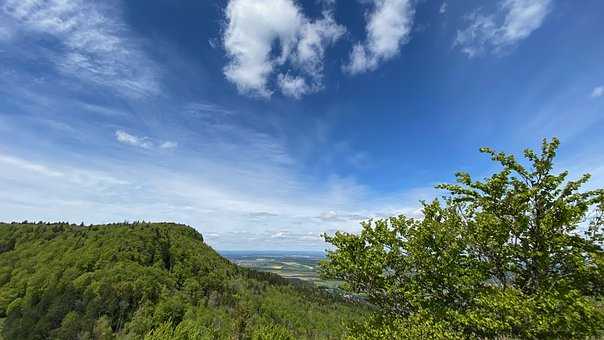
[[0, 222, 364, 339], [321, 138, 604, 339]]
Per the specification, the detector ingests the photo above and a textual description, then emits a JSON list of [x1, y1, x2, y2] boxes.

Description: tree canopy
[[321, 138, 604, 339], [0, 222, 364, 339]]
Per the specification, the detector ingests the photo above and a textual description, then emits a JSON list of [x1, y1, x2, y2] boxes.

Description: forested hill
[[0, 222, 363, 339]]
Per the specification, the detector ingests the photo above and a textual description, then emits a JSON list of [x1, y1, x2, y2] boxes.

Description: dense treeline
[[0, 222, 364, 339], [321, 138, 604, 339]]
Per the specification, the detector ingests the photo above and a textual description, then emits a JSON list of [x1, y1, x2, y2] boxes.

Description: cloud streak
[[115, 130, 177, 151], [455, 0, 552, 57], [0, 154, 64, 177]]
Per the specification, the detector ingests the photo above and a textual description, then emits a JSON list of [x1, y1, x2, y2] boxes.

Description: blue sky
[[0, 0, 603, 250]]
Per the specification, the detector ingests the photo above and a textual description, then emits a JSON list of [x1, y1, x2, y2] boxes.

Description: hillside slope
[[0, 222, 363, 339]]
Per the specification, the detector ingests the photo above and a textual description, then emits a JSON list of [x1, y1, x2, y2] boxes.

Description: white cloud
[[222, 0, 344, 98], [455, 0, 552, 57], [591, 86, 604, 98], [115, 130, 178, 151], [2, 0, 159, 97], [346, 44, 373, 75], [115, 130, 153, 149], [294, 13, 345, 76], [454, 13, 498, 58], [223, 0, 301, 97], [277, 73, 310, 99], [344, 0, 415, 75]]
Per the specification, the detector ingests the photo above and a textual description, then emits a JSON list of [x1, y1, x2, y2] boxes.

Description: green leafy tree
[[321, 138, 604, 339]]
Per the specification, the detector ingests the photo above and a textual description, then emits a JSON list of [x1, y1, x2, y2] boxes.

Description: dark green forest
[[0, 222, 364, 339]]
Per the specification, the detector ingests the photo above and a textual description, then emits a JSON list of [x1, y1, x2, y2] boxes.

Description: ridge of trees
[[0, 222, 364, 339]]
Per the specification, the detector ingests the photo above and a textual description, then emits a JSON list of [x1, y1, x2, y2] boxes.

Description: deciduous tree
[[321, 138, 604, 338]]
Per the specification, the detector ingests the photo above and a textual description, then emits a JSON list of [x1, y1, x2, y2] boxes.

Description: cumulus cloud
[[115, 130, 177, 150], [591, 86, 604, 98], [455, 0, 552, 57], [344, 0, 415, 75], [222, 0, 345, 98], [1, 0, 159, 97]]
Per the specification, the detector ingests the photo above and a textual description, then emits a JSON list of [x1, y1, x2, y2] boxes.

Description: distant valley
[[221, 251, 341, 289]]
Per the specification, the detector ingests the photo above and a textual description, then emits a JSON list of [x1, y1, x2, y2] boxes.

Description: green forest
[[0, 222, 364, 339], [1, 139, 603, 339]]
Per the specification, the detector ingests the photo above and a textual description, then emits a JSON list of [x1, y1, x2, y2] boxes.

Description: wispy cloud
[[1, 0, 159, 97], [0, 66, 436, 250], [344, 0, 415, 75], [115, 130, 177, 151], [277, 73, 311, 99], [455, 0, 552, 57], [0, 144, 431, 250], [0, 154, 63, 177], [222, 0, 345, 98], [184, 102, 235, 117], [0, 153, 129, 187], [115, 130, 153, 149], [180, 102, 294, 166]]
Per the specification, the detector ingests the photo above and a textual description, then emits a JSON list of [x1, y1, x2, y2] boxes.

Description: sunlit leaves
[[322, 138, 604, 338]]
